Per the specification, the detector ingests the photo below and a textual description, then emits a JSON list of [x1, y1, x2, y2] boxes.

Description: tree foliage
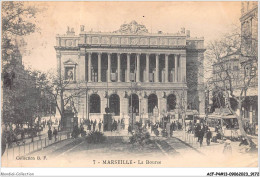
[[1, 2, 44, 127], [2, 1, 39, 67], [206, 28, 257, 147]]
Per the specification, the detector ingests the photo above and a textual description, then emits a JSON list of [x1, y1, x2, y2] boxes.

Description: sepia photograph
[[1, 0, 259, 174]]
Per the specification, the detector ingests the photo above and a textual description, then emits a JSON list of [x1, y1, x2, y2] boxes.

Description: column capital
[[87, 52, 92, 55], [79, 52, 86, 57], [155, 53, 160, 56], [117, 53, 121, 57], [180, 54, 187, 57], [165, 53, 169, 57], [127, 53, 131, 56], [97, 52, 102, 56]]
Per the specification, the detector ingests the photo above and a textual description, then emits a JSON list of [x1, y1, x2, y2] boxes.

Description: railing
[[176, 131, 200, 148], [3, 132, 70, 160]]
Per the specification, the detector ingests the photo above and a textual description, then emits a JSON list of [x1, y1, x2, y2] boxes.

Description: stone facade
[[55, 21, 205, 123], [240, 2, 258, 125]]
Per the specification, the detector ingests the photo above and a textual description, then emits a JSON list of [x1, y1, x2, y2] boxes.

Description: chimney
[[80, 25, 85, 32], [66, 26, 75, 35], [181, 27, 185, 34], [186, 30, 190, 37]]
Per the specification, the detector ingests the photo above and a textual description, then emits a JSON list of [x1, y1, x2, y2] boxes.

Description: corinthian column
[[107, 53, 111, 82], [174, 54, 178, 82], [117, 53, 121, 82], [127, 53, 130, 82], [136, 53, 140, 82], [180, 54, 186, 82], [165, 54, 168, 83], [79, 48, 86, 81], [155, 54, 159, 83], [98, 52, 101, 82], [146, 54, 149, 82], [88, 52, 92, 82]]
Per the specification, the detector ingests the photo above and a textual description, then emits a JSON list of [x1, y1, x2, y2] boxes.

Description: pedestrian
[[98, 121, 102, 132], [173, 121, 177, 131], [239, 137, 249, 153], [195, 123, 201, 142], [48, 128, 52, 140], [80, 124, 86, 137], [198, 125, 205, 147], [88, 122, 91, 131], [128, 124, 132, 135], [170, 122, 174, 137], [206, 129, 212, 146], [72, 125, 79, 138], [53, 127, 58, 141], [93, 120, 97, 132], [114, 120, 118, 131], [223, 140, 232, 155]]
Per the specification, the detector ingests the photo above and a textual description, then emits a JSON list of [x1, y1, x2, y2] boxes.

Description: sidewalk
[[3, 128, 70, 161], [172, 130, 258, 167]]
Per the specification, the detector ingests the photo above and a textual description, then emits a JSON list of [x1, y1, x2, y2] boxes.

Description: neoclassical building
[[55, 21, 205, 124]]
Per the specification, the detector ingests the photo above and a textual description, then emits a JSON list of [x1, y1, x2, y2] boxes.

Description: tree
[[175, 88, 188, 131], [2, 2, 40, 68], [206, 28, 257, 148], [37, 70, 85, 130]]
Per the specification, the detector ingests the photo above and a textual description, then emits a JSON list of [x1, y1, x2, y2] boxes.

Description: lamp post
[[130, 81, 141, 128]]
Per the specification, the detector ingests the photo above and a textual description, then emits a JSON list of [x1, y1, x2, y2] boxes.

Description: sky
[[19, 1, 242, 72]]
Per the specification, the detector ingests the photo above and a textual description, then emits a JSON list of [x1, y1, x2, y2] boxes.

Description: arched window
[[109, 94, 120, 116], [129, 94, 139, 114], [90, 94, 100, 113], [148, 94, 158, 113]]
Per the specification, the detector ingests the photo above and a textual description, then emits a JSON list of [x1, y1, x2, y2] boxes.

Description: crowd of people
[[47, 127, 58, 141], [1, 118, 57, 155], [194, 122, 213, 147]]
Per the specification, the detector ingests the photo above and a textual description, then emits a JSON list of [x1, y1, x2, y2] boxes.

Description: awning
[[207, 114, 237, 119]]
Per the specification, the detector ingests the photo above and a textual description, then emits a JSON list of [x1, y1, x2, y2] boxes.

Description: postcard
[[1, 1, 258, 173]]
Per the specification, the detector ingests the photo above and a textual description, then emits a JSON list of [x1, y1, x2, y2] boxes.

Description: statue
[[114, 20, 148, 34]]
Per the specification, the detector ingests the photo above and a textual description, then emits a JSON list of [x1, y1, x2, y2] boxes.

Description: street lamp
[[130, 81, 141, 128]]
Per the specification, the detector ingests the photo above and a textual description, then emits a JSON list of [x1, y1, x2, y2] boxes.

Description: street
[[2, 129, 258, 167]]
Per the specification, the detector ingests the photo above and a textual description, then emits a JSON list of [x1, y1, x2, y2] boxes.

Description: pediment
[[64, 59, 77, 65]]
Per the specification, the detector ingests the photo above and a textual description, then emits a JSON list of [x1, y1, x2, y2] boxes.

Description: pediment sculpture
[[114, 21, 148, 34]]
